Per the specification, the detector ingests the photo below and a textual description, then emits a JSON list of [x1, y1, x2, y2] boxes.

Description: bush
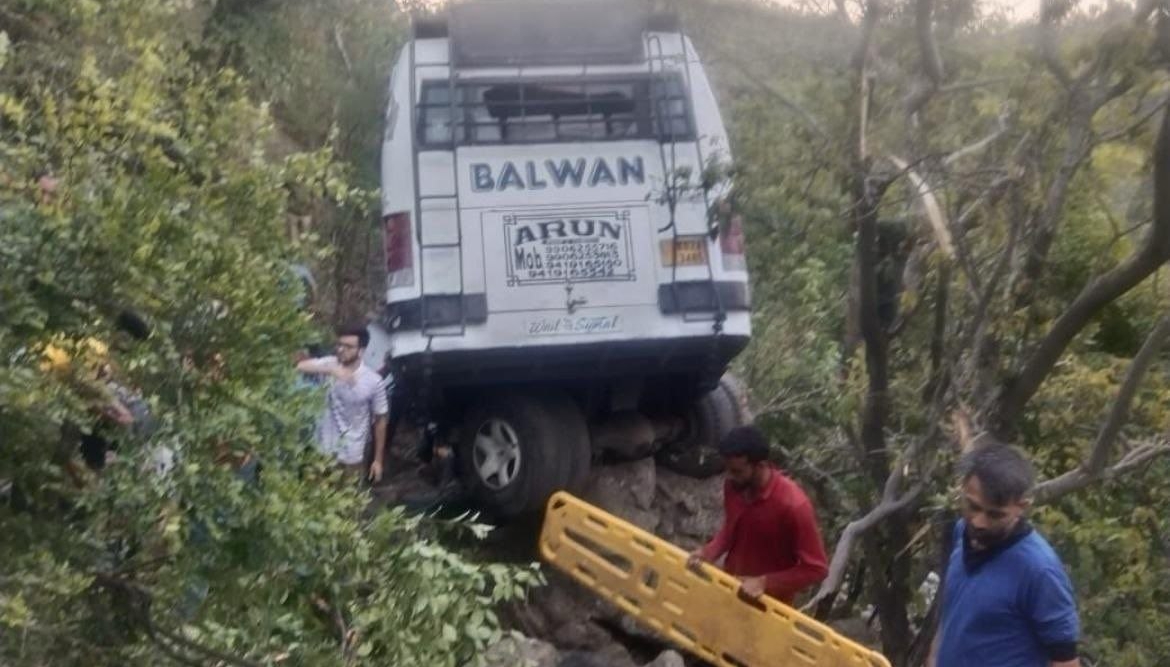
[[0, 2, 538, 665]]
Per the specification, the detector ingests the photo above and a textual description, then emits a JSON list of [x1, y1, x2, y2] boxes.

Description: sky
[[774, 0, 1117, 22]]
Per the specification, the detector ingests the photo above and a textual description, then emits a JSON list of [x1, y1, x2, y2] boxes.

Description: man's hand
[[103, 400, 134, 426], [329, 365, 357, 384], [739, 575, 766, 600], [371, 415, 388, 485], [368, 459, 384, 484], [686, 550, 707, 572]]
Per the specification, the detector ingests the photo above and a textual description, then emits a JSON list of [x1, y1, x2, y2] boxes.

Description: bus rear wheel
[[656, 373, 751, 478], [458, 390, 590, 518]]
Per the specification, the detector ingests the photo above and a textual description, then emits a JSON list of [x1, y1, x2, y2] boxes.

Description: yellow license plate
[[660, 237, 708, 267]]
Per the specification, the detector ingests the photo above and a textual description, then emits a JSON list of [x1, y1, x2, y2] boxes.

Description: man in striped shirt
[[297, 324, 389, 483]]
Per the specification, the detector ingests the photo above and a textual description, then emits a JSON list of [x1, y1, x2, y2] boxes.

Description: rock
[[556, 651, 608, 667], [591, 643, 640, 667], [617, 615, 661, 643], [556, 643, 639, 667], [502, 459, 727, 665], [653, 468, 724, 547], [643, 650, 686, 667], [583, 458, 659, 532], [509, 597, 553, 639], [552, 619, 614, 650], [526, 570, 612, 627], [829, 617, 881, 647], [480, 633, 559, 667]]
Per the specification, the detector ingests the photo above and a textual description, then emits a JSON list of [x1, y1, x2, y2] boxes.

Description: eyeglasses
[[335, 342, 359, 350]]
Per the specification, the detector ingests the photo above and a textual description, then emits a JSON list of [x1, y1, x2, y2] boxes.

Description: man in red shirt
[[687, 426, 829, 604]]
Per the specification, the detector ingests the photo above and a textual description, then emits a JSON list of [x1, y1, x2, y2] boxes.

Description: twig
[[755, 387, 833, 417], [938, 77, 1017, 94], [153, 621, 265, 667], [942, 112, 1010, 167], [1039, 0, 1074, 88], [92, 573, 265, 667], [889, 155, 955, 258], [916, 0, 944, 85], [957, 187, 1024, 394], [905, 0, 945, 118], [803, 484, 925, 610], [995, 108, 1170, 431], [1031, 308, 1170, 503], [1034, 440, 1170, 504], [1094, 94, 1170, 145], [333, 24, 356, 81], [717, 50, 830, 141]]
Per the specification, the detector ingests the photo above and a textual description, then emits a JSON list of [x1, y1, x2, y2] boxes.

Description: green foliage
[[686, 0, 1170, 663], [727, 91, 853, 446], [5, 0, 1169, 664], [1026, 355, 1170, 666], [199, 0, 410, 324], [0, 1, 536, 665]]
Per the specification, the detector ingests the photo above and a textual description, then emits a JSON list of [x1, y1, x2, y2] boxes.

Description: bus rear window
[[416, 75, 692, 147]]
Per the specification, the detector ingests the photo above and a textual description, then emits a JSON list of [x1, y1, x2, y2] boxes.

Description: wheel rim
[[472, 418, 522, 490]]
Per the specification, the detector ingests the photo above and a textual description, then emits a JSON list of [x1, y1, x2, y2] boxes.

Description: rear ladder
[[645, 32, 726, 329], [409, 37, 467, 338]]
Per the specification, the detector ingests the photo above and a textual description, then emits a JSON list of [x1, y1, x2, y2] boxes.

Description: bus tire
[[656, 373, 749, 478], [458, 390, 589, 518]]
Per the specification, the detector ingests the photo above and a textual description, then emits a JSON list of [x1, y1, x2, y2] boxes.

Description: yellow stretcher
[[539, 492, 891, 667]]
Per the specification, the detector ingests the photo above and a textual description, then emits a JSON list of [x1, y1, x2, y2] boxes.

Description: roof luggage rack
[[411, 1, 681, 68], [412, 14, 448, 39]]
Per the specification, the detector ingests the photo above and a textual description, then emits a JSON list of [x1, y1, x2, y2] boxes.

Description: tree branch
[[889, 242, 930, 339], [722, 68, 830, 141], [803, 484, 924, 610], [1030, 308, 1170, 503], [957, 186, 1024, 395], [1088, 326, 1170, 475], [1094, 94, 1170, 145], [954, 167, 1022, 233], [845, 1, 884, 183], [994, 108, 1170, 432], [906, 0, 945, 117], [1011, 106, 1095, 310], [938, 77, 1017, 95], [151, 623, 265, 667], [916, 0, 944, 85], [92, 572, 265, 667], [1135, 0, 1162, 25], [942, 111, 1010, 167], [928, 262, 950, 387], [834, 0, 852, 24], [889, 155, 955, 259], [1039, 0, 1075, 88], [1034, 440, 1170, 504], [333, 24, 356, 81]]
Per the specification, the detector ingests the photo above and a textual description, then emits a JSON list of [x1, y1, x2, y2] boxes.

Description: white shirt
[[301, 356, 389, 465]]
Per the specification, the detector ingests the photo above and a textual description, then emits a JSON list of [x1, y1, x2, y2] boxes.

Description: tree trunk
[[864, 513, 914, 666]]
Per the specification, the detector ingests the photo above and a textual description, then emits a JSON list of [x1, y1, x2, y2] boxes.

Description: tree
[[199, 0, 409, 326], [680, 0, 1170, 664], [0, 2, 537, 665]]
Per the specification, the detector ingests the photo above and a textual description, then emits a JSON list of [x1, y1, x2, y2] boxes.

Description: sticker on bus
[[526, 315, 622, 336], [504, 211, 636, 285]]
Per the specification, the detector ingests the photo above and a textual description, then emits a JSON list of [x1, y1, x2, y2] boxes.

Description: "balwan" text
[[470, 157, 645, 192]]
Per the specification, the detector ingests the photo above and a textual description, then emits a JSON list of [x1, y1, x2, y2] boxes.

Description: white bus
[[379, 0, 751, 517]]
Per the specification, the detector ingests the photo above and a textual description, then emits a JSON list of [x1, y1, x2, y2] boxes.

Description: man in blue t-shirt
[[931, 442, 1080, 667]]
